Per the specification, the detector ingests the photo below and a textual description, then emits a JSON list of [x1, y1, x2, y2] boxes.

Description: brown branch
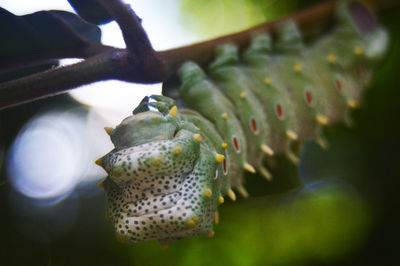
[[0, 0, 398, 110], [0, 43, 116, 71]]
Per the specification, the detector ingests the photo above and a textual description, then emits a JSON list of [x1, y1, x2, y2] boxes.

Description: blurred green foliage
[[180, 0, 298, 39]]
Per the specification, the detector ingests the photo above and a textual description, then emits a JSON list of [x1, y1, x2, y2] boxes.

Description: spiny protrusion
[[243, 163, 256, 174], [316, 137, 328, 150], [104, 127, 113, 136], [328, 53, 337, 63], [98, 181, 105, 189], [187, 216, 199, 228], [169, 105, 178, 117], [221, 142, 228, 149], [95, 157, 102, 166], [215, 153, 225, 163], [261, 144, 274, 156], [259, 166, 273, 181], [218, 196, 224, 205], [237, 185, 249, 198], [204, 188, 212, 199], [153, 157, 163, 166], [113, 168, 121, 176], [214, 211, 219, 224], [240, 92, 247, 99], [347, 100, 359, 109], [193, 133, 202, 142], [227, 189, 236, 201], [208, 231, 215, 238], [151, 114, 158, 119], [286, 130, 298, 141], [354, 46, 364, 56], [286, 151, 299, 165], [294, 64, 302, 72], [316, 114, 329, 126], [174, 145, 182, 155], [264, 77, 271, 85], [221, 113, 228, 120]]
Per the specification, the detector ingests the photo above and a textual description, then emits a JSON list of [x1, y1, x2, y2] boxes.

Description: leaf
[[67, 0, 113, 25], [0, 8, 102, 69]]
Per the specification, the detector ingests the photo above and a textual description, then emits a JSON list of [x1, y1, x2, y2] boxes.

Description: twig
[[0, 0, 398, 110]]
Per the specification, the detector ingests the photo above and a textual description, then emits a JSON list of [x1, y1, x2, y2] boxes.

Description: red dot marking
[[223, 159, 227, 175], [335, 79, 342, 93], [232, 137, 240, 153], [305, 90, 314, 106], [250, 117, 259, 134], [275, 104, 284, 120]]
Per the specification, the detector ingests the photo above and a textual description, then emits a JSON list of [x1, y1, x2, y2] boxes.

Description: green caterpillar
[[95, 1, 388, 246]]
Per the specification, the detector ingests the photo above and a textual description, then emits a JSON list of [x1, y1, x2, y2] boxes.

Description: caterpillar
[[95, 1, 388, 246]]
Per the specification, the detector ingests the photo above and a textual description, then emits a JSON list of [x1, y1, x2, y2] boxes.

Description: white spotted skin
[[104, 139, 218, 244]]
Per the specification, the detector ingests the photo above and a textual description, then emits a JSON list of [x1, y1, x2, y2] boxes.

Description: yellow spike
[[240, 92, 247, 99], [227, 189, 236, 201], [347, 100, 359, 109], [98, 181, 105, 189], [104, 127, 113, 136], [214, 211, 219, 224], [261, 144, 274, 156], [187, 216, 199, 228], [215, 153, 225, 163], [153, 157, 163, 166], [174, 145, 182, 155], [316, 114, 329, 126], [316, 137, 328, 150], [218, 195, 224, 205], [160, 244, 169, 250], [286, 130, 298, 141], [237, 185, 249, 198], [287, 151, 299, 165], [354, 46, 364, 56], [95, 157, 102, 166], [221, 142, 228, 149], [259, 166, 273, 182], [243, 163, 256, 174], [221, 113, 228, 120], [208, 231, 215, 238], [264, 77, 271, 85], [204, 188, 212, 199], [169, 105, 178, 117], [151, 114, 158, 119], [113, 168, 121, 176], [294, 64, 302, 72], [328, 53, 337, 63], [193, 133, 202, 142]]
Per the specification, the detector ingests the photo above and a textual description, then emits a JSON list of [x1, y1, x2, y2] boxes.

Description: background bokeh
[[1, 0, 399, 265]]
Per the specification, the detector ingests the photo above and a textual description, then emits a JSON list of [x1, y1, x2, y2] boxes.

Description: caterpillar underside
[[95, 1, 388, 246]]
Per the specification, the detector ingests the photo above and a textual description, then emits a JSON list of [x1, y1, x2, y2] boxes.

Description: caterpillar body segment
[[98, 1, 388, 245]]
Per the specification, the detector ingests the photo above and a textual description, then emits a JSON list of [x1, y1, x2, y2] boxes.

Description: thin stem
[[0, 49, 127, 109], [97, 0, 155, 56], [0, 0, 398, 109]]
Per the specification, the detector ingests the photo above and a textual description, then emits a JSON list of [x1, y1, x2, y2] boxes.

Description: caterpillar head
[[98, 96, 219, 245]]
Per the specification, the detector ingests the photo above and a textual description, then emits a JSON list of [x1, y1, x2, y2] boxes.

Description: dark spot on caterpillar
[[223, 159, 227, 175], [173, 130, 178, 137], [305, 90, 314, 106], [250, 117, 259, 134], [232, 136, 240, 153], [335, 79, 343, 93], [275, 103, 284, 120]]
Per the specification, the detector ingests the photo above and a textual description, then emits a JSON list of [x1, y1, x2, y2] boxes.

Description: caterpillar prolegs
[[96, 1, 388, 245]]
